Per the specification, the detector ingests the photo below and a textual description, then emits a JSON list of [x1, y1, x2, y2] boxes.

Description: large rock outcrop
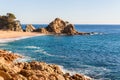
[[0, 49, 91, 80], [41, 18, 78, 35], [45, 18, 78, 35], [0, 13, 23, 32], [34, 18, 90, 35], [46, 18, 68, 33]]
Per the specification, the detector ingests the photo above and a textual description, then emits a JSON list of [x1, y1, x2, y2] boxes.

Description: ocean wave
[[34, 49, 66, 58], [25, 46, 66, 58], [34, 49, 56, 57], [58, 64, 111, 80], [0, 43, 8, 46], [25, 45, 59, 57], [24, 46, 56, 57], [25, 46, 40, 49], [57, 65, 92, 79], [58, 65, 77, 75]]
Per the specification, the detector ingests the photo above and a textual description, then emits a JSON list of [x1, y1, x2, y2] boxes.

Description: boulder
[[35, 28, 48, 34], [0, 50, 21, 62], [0, 70, 11, 80], [63, 24, 77, 35], [25, 24, 36, 32]]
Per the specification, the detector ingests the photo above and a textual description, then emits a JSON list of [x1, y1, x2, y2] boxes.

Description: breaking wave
[[15, 56, 35, 62], [25, 46, 66, 58]]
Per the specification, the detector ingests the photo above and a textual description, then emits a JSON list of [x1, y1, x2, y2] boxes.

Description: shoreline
[[0, 30, 47, 43], [0, 30, 46, 39]]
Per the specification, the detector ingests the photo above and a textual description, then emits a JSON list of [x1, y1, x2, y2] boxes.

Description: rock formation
[[34, 28, 48, 34], [0, 50, 21, 62], [0, 13, 23, 32], [0, 49, 91, 80], [37, 18, 79, 35], [25, 24, 36, 32], [0, 13, 95, 35], [46, 18, 68, 34], [33, 18, 90, 35], [11, 20, 23, 32]]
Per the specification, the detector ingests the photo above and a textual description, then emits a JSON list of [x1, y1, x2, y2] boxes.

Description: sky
[[0, 0, 120, 24]]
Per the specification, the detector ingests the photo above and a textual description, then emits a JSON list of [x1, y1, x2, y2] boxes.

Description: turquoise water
[[0, 25, 120, 80]]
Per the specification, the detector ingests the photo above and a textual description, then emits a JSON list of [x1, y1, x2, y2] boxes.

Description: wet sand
[[0, 30, 45, 39]]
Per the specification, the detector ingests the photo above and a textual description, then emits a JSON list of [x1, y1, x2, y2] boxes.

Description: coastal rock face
[[0, 13, 23, 32], [25, 24, 36, 32], [0, 49, 91, 80]]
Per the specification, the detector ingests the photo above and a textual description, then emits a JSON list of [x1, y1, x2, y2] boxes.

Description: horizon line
[[21, 23, 120, 25]]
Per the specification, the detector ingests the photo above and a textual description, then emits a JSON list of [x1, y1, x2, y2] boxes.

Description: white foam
[[57, 64, 111, 80], [25, 46, 51, 56], [90, 32, 103, 35], [26, 45, 66, 57], [14, 56, 35, 62], [34, 49, 66, 58], [34, 49, 56, 57], [0, 43, 8, 46], [81, 64, 110, 74], [58, 65, 92, 80], [25, 46, 40, 49]]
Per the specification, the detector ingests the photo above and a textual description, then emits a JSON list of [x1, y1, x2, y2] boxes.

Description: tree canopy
[[7, 13, 16, 19], [0, 13, 23, 31]]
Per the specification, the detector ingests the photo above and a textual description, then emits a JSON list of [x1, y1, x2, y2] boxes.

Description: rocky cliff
[[0, 49, 91, 80]]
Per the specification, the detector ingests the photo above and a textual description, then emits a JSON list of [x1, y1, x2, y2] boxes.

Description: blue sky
[[0, 0, 120, 24]]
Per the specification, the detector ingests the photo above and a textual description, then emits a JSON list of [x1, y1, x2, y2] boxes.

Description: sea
[[0, 24, 120, 80]]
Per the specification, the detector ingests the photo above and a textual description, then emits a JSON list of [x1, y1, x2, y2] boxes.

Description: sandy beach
[[0, 30, 45, 39]]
